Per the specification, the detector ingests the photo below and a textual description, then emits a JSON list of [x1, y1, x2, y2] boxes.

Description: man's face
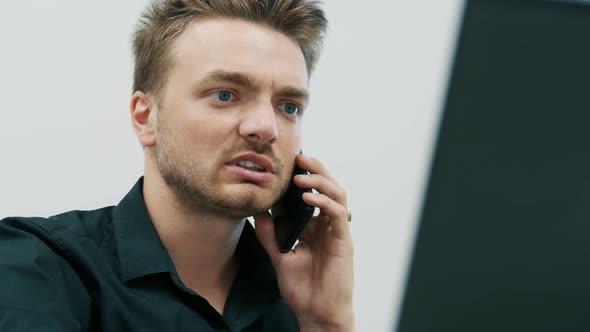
[[152, 19, 309, 219]]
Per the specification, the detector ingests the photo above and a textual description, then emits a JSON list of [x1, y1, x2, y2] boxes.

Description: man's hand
[[254, 154, 354, 332]]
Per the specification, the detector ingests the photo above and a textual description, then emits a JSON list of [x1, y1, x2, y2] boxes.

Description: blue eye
[[279, 102, 300, 115], [212, 90, 235, 102]]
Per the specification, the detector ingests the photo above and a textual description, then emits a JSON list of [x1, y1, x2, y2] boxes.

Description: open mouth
[[236, 160, 267, 172], [225, 153, 274, 183]]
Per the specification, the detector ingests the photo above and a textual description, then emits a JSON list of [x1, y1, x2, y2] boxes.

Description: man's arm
[[0, 217, 91, 331]]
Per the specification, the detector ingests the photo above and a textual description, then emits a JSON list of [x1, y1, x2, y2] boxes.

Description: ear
[[130, 91, 157, 148]]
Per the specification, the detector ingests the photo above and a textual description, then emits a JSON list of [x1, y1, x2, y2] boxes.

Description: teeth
[[237, 160, 265, 171]]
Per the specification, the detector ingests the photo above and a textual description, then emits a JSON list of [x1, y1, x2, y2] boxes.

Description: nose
[[239, 101, 278, 145]]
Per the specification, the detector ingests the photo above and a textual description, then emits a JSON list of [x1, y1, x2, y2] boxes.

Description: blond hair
[[131, 0, 327, 101]]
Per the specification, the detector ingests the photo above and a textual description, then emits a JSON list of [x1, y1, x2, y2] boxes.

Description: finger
[[253, 211, 281, 267], [298, 218, 315, 243], [291, 239, 311, 256], [296, 154, 338, 184], [302, 192, 351, 241], [298, 214, 325, 244], [294, 173, 347, 206]]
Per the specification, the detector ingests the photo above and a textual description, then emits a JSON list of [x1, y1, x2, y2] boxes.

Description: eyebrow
[[275, 87, 310, 106], [201, 70, 258, 90], [199, 69, 310, 105]]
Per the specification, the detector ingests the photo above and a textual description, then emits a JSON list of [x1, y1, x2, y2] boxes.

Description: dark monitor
[[396, 1, 590, 331]]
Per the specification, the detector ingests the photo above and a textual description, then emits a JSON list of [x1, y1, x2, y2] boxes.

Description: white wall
[[0, 1, 464, 331]]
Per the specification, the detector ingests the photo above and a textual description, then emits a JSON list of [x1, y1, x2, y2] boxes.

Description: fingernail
[[294, 175, 307, 182]]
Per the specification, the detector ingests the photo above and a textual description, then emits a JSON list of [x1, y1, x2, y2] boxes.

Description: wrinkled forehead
[[169, 18, 309, 89]]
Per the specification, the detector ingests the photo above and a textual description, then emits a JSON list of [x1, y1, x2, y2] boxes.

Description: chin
[[233, 185, 276, 205], [210, 178, 288, 217]]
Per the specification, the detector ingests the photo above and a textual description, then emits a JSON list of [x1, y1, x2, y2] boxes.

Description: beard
[[154, 111, 291, 220]]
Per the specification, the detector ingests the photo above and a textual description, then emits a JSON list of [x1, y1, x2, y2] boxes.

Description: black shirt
[[0, 177, 299, 331]]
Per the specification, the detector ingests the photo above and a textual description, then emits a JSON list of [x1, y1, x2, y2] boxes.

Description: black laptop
[[396, 1, 590, 331]]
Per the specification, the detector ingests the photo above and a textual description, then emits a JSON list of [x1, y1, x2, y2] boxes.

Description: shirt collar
[[113, 177, 171, 281], [112, 176, 280, 300]]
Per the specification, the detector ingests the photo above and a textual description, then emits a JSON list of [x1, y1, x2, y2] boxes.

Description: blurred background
[[0, 1, 465, 331]]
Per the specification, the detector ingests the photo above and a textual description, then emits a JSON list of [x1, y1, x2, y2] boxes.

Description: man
[[0, 0, 353, 331]]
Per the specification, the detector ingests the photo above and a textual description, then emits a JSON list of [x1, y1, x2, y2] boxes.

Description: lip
[[224, 164, 274, 183], [227, 153, 275, 173]]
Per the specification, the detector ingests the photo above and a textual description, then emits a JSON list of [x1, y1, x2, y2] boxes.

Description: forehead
[[169, 18, 309, 88]]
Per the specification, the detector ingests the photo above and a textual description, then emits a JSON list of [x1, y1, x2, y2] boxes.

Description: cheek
[[279, 121, 302, 150], [173, 101, 237, 139], [184, 121, 233, 147]]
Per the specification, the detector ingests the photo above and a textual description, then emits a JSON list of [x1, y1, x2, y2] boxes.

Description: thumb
[[253, 211, 281, 267]]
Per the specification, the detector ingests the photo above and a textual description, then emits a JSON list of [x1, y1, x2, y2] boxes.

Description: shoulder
[[0, 206, 117, 264], [2, 206, 115, 241], [0, 214, 85, 274], [0, 206, 119, 294], [0, 215, 94, 327]]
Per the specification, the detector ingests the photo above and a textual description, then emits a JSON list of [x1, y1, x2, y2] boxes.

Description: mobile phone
[[270, 151, 316, 253]]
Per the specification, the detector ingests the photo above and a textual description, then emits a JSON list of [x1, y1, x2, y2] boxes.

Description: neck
[[142, 158, 245, 300]]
